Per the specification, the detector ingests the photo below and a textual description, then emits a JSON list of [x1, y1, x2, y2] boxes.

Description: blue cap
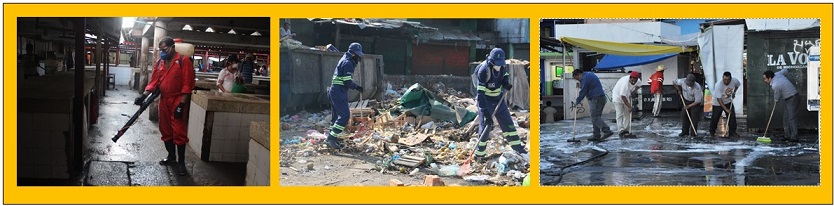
[[348, 42, 363, 56], [488, 48, 506, 66]]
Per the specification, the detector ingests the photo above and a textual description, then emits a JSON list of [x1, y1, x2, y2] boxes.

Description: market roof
[[561, 37, 693, 56], [417, 29, 483, 42], [308, 18, 438, 31]]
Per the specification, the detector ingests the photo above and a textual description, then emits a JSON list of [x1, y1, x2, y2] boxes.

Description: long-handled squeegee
[[568, 103, 581, 143]]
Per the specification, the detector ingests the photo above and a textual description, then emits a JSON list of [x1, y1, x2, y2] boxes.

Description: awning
[[560, 37, 693, 56], [745, 19, 820, 31], [594, 53, 677, 70]]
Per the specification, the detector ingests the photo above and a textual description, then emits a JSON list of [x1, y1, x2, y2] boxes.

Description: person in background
[[674, 74, 703, 137], [241, 53, 256, 83], [19, 43, 42, 79], [217, 54, 241, 93], [763, 69, 800, 142], [649, 65, 666, 117], [573, 69, 614, 141], [280, 21, 296, 42], [543, 101, 558, 123]]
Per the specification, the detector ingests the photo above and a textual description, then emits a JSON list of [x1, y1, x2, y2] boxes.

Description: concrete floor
[[21, 65, 246, 186], [540, 111, 820, 186]]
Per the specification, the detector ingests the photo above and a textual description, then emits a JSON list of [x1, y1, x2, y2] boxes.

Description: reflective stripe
[[478, 141, 487, 146], [474, 150, 487, 156], [331, 75, 352, 85], [332, 124, 345, 130], [477, 85, 502, 97], [329, 131, 340, 137], [503, 131, 518, 137], [508, 140, 523, 146]]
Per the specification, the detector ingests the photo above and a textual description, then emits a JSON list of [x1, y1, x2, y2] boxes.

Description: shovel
[[757, 102, 777, 143], [458, 91, 506, 176]]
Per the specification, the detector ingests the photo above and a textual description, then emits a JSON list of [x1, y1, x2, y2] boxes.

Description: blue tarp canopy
[[593, 53, 677, 70]]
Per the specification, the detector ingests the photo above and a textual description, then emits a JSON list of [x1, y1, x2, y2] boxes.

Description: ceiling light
[[182, 24, 193, 31], [250, 31, 262, 36], [205, 27, 215, 33], [228, 29, 236, 34]]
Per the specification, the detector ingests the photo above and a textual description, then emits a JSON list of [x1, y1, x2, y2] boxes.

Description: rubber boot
[[176, 144, 188, 176], [325, 135, 344, 149], [159, 141, 176, 165]]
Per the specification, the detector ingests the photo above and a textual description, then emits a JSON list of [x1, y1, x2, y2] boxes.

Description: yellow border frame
[[4, 3, 831, 204]]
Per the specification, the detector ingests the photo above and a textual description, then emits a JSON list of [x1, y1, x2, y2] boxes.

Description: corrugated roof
[[308, 18, 438, 31], [418, 29, 483, 42]]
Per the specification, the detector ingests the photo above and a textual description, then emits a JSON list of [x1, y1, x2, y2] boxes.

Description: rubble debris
[[389, 179, 405, 186], [280, 80, 530, 186], [423, 175, 445, 186]]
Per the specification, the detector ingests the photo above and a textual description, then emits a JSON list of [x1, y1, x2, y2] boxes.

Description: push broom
[[757, 102, 778, 143]]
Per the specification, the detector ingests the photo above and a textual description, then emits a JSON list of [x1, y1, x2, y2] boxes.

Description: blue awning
[[594, 53, 677, 70]]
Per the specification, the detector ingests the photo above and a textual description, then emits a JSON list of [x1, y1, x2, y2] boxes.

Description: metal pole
[[73, 17, 86, 176]]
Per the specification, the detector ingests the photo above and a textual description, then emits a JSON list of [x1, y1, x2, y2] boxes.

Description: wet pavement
[[80, 83, 246, 186], [15, 66, 248, 186], [540, 111, 820, 186]]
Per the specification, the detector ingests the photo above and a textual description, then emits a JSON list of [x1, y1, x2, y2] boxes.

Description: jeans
[[589, 95, 612, 137]]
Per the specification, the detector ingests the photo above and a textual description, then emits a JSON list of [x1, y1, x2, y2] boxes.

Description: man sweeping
[[612, 71, 641, 138], [134, 37, 195, 176], [763, 69, 800, 142], [673, 74, 703, 137], [573, 69, 614, 141], [708, 72, 740, 138], [324, 42, 364, 149], [473, 48, 528, 161]]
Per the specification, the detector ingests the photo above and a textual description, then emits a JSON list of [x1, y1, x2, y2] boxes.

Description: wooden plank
[[398, 133, 429, 146], [393, 155, 425, 167]]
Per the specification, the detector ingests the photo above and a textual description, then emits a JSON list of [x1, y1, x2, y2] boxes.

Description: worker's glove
[[134, 94, 147, 105], [174, 102, 186, 119], [355, 86, 364, 92]]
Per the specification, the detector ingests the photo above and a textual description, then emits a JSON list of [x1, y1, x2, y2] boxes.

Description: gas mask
[[231, 63, 239, 69], [492, 65, 501, 71]]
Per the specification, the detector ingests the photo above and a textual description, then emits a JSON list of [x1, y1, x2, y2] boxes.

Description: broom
[[757, 102, 778, 143]]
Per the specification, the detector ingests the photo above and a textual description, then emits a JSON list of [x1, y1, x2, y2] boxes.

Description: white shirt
[[543, 106, 557, 123], [611, 76, 641, 103], [674, 78, 703, 103], [712, 78, 741, 105], [217, 68, 240, 92]]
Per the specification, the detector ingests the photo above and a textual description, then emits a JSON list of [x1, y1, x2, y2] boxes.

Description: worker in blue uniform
[[473, 48, 528, 161], [325, 42, 364, 149]]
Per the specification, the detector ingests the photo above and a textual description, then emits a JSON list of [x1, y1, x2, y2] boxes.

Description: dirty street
[[539, 112, 820, 186], [279, 18, 532, 186]]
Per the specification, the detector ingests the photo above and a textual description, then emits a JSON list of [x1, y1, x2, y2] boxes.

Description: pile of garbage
[[280, 83, 531, 186]]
